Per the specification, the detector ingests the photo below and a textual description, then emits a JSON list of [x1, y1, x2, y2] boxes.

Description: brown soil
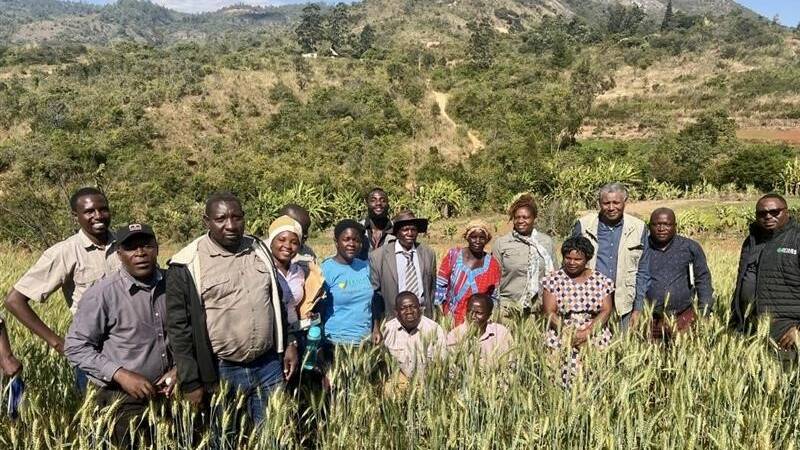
[[737, 127, 800, 145]]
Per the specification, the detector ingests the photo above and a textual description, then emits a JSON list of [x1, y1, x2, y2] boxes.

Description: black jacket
[[165, 264, 218, 393], [731, 219, 800, 341]]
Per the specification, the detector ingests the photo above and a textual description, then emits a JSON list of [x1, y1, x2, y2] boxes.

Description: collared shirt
[[64, 268, 170, 387], [198, 235, 275, 363], [382, 316, 446, 377], [277, 263, 305, 326], [647, 235, 714, 315], [492, 231, 558, 304], [14, 229, 120, 314], [394, 241, 424, 300], [359, 217, 394, 260], [446, 322, 513, 367], [595, 220, 624, 282]]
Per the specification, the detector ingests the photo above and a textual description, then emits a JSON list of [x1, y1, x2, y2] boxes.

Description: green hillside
[[0, 0, 798, 248]]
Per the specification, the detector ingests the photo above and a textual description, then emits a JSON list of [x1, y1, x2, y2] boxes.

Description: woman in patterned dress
[[435, 220, 502, 326], [541, 236, 614, 385]]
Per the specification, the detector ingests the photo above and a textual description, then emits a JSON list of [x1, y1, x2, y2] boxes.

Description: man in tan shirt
[[5, 187, 120, 391], [446, 294, 514, 368], [166, 192, 298, 427], [382, 291, 446, 379]]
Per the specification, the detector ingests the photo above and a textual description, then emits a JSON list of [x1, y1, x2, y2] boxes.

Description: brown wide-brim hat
[[392, 210, 429, 234]]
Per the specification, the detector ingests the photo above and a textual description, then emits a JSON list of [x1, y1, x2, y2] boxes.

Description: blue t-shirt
[[320, 257, 373, 345]]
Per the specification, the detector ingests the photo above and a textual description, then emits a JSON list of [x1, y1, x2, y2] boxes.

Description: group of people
[[0, 181, 797, 443]]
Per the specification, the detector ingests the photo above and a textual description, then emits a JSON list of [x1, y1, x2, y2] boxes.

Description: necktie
[[403, 251, 419, 296]]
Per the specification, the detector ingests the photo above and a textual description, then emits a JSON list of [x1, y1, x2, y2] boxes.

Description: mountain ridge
[[0, 0, 757, 45]]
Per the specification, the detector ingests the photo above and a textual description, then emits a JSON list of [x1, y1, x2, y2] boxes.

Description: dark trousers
[[650, 307, 698, 343], [95, 387, 156, 448]]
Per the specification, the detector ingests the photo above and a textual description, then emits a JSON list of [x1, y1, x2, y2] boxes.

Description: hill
[[1, 0, 302, 44], [0, 0, 797, 248], [1, 0, 753, 45]]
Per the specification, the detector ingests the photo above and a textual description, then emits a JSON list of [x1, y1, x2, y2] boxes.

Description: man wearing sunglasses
[[731, 194, 800, 362]]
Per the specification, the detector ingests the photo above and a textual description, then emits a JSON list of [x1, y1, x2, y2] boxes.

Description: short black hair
[[649, 207, 676, 222], [69, 187, 107, 212], [394, 291, 420, 308], [561, 236, 595, 261], [205, 191, 241, 216], [365, 187, 387, 202], [468, 293, 494, 312], [334, 219, 365, 240], [279, 203, 309, 217], [758, 193, 788, 208]]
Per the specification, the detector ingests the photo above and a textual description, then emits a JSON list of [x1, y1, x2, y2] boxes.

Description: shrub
[[718, 144, 792, 191], [547, 158, 642, 208]]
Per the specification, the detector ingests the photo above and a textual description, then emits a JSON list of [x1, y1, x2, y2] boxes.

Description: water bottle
[[303, 325, 321, 371]]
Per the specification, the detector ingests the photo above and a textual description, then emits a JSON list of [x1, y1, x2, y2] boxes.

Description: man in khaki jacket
[[572, 182, 650, 330]]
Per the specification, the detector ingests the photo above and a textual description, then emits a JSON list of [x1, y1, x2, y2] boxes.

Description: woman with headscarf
[[435, 219, 502, 326], [492, 194, 558, 316], [267, 215, 317, 330]]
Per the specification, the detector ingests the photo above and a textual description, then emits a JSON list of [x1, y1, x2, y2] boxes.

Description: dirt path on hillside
[[432, 90, 485, 151]]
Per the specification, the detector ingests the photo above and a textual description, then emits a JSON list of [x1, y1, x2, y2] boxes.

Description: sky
[[736, 0, 799, 26], [77, 0, 800, 23]]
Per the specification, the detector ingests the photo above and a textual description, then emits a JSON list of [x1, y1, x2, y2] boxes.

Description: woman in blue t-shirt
[[321, 220, 381, 349]]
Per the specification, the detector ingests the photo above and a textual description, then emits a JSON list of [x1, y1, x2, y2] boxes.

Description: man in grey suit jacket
[[370, 211, 437, 321]]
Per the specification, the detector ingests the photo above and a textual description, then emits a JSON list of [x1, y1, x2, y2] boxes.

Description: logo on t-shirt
[[777, 247, 798, 255], [338, 281, 347, 290]]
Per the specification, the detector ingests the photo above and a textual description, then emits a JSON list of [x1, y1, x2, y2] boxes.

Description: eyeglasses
[[756, 208, 785, 219]]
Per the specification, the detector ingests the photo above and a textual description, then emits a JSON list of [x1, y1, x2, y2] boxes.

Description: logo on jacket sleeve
[[777, 247, 798, 255]]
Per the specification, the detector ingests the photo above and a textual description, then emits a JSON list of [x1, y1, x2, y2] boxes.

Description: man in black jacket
[[165, 192, 298, 426], [731, 194, 800, 359]]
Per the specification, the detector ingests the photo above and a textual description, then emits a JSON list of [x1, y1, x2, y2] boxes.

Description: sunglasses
[[756, 208, 785, 219]]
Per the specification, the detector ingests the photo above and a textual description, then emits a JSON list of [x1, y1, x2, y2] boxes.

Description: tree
[[467, 17, 494, 70], [327, 3, 350, 53], [661, 0, 674, 31], [560, 59, 612, 147], [606, 3, 645, 37], [355, 24, 376, 57], [293, 56, 312, 90], [296, 4, 324, 53]]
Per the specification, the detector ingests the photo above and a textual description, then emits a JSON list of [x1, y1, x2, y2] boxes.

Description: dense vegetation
[[0, 0, 798, 248]]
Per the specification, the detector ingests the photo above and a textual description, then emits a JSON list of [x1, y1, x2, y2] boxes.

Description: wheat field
[[0, 231, 797, 449]]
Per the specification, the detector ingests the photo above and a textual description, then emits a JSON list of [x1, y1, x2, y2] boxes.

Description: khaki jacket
[[577, 213, 646, 316]]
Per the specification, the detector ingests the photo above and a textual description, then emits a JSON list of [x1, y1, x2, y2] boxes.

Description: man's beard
[[369, 209, 389, 222]]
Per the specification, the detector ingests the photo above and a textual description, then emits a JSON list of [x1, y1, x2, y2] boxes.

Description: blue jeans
[[217, 350, 284, 424], [75, 367, 88, 394], [619, 311, 633, 332]]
